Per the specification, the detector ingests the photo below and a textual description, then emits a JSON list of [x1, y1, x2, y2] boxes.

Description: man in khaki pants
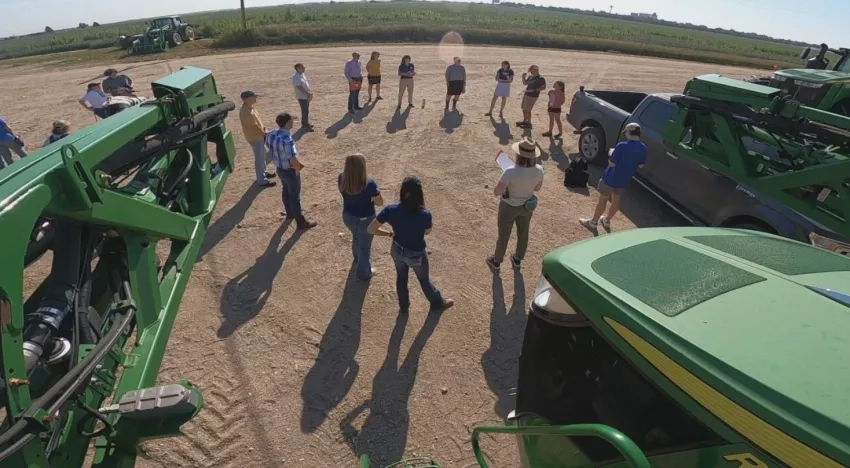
[[239, 90, 276, 188]]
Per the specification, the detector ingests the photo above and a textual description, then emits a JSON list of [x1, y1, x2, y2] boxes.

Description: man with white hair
[[580, 122, 647, 231]]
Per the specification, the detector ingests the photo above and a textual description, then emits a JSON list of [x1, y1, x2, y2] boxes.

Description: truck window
[[637, 101, 677, 133], [516, 309, 724, 464]]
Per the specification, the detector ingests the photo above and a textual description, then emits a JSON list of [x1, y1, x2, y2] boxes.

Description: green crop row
[[0, 2, 804, 69]]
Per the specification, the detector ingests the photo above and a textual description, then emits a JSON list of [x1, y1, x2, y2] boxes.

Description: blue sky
[[0, 0, 844, 45]]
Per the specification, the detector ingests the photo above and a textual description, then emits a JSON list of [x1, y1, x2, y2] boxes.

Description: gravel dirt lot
[[2, 45, 757, 467]]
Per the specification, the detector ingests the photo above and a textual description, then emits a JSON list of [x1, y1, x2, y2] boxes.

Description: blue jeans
[[343, 212, 375, 280], [348, 79, 361, 110], [391, 242, 445, 310], [277, 168, 303, 222]]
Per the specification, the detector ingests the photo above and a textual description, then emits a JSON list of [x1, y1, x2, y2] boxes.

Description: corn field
[[0, 2, 804, 68]]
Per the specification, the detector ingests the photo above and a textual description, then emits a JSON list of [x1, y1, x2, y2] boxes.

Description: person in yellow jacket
[[238, 90, 277, 187], [366, 51, 383, 103]]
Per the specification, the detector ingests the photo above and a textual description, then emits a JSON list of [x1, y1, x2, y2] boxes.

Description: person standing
[[79, 83, 111, 119], [339, 153, 384, 281], [444, 57, 466, 112], [486, 61, 514, 118], [368, 176, 455, 314], [542, 81, 566, 138], [366, 51, 382, 102], [102, 68, 134, 96], [292, 63, 314, 131], [580, 123, 647, 231], [344, 52, 364, 114], [397, 55, 416, 109], [239, 90, 276, 188], [517, 65, 546, 129], [43, 120, 70, 147], [0, 117, 27, 168], [486, 137, 544, 271], [268, 112, 318, 230]]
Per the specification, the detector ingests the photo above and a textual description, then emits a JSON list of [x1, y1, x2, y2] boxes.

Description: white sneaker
[[599, 216, 611, 230], [579, 218, 598, 229]]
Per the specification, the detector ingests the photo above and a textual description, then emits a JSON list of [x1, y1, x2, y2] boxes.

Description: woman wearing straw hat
[[486, 137, 544, 271], [43, 120, 70, 147]]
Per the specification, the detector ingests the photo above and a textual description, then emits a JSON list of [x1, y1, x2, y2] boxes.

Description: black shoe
[[259, 180, 277, 188], [431, 298, 455, 313], [264, 171, 276, 179], [486, 256, 501, 271], [297, 219, 318, 230], [510, 254, 521, 269]]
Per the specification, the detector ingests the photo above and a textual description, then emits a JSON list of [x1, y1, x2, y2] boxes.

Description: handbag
[[524, 194, 538, 212], [349, 79, 362, 92]]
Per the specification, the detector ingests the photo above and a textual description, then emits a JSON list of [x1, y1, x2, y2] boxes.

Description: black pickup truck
[[566, 87, 848, 250]]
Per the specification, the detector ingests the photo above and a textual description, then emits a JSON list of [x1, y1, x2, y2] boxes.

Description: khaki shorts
[[521, 94, 538, 112], [597, 180, 624, 197]]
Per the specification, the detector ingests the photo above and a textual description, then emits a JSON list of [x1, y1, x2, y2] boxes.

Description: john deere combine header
[[0, 66, 235, 467]]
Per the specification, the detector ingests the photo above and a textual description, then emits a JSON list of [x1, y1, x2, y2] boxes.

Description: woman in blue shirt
[[339, 153, 384, 281], [397, 55, 416, 109], [368, 176, 454, 314]]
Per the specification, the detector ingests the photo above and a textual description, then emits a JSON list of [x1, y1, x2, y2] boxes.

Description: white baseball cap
[[623, 122, 641, 134]]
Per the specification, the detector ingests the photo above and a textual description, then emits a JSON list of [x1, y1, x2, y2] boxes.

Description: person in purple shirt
[[344, 52, 364, 113], [339, 153, 384, 280], [580, 122, 647, 231]]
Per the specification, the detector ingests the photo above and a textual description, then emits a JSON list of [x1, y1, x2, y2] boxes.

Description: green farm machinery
[[0, 66, 235, 467], [746, 43, 850, 116], [123, 16, 196, 55]]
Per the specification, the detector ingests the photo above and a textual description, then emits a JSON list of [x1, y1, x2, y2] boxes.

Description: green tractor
[[746, 43, 850, 116], [123, 16, 196, 55]]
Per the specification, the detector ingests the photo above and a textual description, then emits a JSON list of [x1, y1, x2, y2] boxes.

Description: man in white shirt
[[292, 63, 314, 132], [79, 83, 110, 119]]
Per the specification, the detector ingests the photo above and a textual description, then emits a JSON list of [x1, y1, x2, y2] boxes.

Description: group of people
[[235, 50, 651, 313]]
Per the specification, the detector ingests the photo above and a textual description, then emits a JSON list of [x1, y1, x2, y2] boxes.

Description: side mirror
[[800, 47, 811, 60]]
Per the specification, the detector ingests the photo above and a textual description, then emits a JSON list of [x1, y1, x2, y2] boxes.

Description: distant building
[[630, 12, 658, 20]]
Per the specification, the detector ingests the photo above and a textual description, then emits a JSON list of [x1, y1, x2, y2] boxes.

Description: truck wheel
[[579, 126, 607, 166]]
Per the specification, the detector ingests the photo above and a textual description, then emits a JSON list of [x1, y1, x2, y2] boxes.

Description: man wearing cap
[[239, 90, 277, 188], [292, 63, 314, 131], [102, 68, 134, 97], [344, 52, 364, 113], [580, 122, 647, 231], [268, 112, 317, 230]]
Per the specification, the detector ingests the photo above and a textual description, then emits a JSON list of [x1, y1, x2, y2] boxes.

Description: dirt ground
[[1, 45, 757, 467]]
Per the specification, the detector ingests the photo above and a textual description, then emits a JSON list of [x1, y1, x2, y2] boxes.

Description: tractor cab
[[767, 43, 850, 115], [150, 16, 180, 32], [480, 227, 850, 467]]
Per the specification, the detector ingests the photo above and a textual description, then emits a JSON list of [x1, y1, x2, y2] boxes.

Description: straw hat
[[511, 137, 542, 159], [52, 120, 70, 133]]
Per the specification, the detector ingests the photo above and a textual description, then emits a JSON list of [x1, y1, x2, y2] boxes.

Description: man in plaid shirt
[[268, 112, 317, 230]]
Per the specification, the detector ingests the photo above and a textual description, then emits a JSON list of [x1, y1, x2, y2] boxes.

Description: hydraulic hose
[[0, 285, 136, 461], [22, 221, 83, 372]]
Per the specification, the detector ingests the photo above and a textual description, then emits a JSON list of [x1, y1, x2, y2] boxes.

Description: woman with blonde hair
[[366, 51, 382, 102], [339, 153, 384, 281]]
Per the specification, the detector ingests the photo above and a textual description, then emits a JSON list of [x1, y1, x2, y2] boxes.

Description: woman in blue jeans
[[368, 176, 455, 314], [339, 153, 383, 281]]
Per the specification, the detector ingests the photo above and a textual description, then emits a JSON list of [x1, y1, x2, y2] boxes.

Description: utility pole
[[609, 5, 613, 14], [241, 0, 247, 30]]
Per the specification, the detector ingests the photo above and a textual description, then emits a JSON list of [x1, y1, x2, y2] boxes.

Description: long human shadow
[[340, 312, 442, 466], [326, 113, 354, 139], [352, 100, 377, 124], [490, 116, 513, 144], [439, 110, 464, 134], [217, 221, 302, 338], [386, 106, 411, 134], [481, 270, 527, 420], [198, 183, 266, 261], [300, 267, 371, 433]]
